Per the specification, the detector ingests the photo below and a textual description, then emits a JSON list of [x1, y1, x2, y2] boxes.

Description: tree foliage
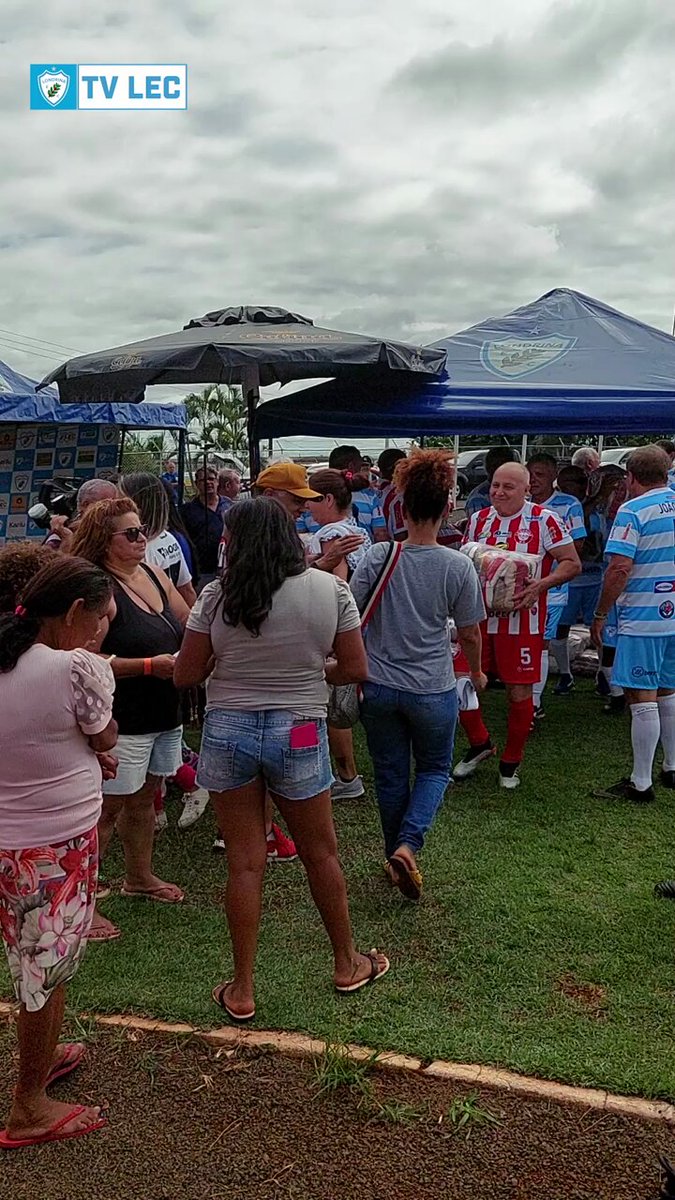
[[183, 384, 248, 461]]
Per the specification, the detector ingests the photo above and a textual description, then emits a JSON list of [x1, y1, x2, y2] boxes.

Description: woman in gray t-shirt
[[351, 451, 486, 902], [174, 498, 389, 1022]]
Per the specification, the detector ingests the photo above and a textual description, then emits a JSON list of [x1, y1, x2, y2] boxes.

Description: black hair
[[0, 555, 112, 673], [378, 449, 406, 480], [484, 447, 517, 479], [220, 498, 306, 636], [329, 445, 361, 470], [393, 449, 454, 523], [526, 452, 558, 470], [308, 469, 357, 512], [119, 472, 169, 540], [656, 439, 675, 456]]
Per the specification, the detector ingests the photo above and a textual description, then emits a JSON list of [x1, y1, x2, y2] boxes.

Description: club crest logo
[[659, 600, 675, 619], [38, 69, 70, 106], [481, 336, 577, 379]]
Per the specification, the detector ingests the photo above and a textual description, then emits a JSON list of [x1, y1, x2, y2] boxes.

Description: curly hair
[[119, 472, 169, 540], [0, 543, 55, 614], [392, 448, 455, 523], [0, 555, 112, 673], [307, 469, 357, 513], [71, 497, 139, 566], [221, 497, 306, 636]]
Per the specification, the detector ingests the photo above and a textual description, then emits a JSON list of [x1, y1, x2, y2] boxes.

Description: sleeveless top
[[102, 564, 183, 735]]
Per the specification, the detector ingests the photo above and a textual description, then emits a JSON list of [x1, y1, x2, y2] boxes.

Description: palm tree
[[184, 384, 248, 464]]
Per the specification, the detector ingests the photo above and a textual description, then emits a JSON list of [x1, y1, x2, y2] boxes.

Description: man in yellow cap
[[254, 463, 364, 571]]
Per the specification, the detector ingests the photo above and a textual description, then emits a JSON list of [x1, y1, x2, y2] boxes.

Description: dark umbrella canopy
[[38, 306, 446, 404]]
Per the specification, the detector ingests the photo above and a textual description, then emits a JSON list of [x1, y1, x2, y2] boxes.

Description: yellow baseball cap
[[255, 463, 322, 499]]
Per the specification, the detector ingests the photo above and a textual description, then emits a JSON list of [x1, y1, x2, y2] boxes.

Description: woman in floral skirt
[[0, 555, 117, 1149]]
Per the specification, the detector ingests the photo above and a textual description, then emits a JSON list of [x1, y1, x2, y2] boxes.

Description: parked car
[[600, 447, 638, 468], [455, 447, 522, 499]]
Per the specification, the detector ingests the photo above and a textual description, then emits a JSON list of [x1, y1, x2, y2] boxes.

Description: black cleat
[[603, 695, 626, 715], [592, 777, 655, 805]]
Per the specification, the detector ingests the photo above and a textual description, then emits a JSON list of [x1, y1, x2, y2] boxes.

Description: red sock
[[503, 698, 534, 764], [460, 707, 490, 747]]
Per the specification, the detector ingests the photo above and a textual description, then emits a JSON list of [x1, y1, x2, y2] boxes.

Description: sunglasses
[[112, 524, 148, 543]]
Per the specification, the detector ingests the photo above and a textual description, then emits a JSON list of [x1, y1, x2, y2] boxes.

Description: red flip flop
[[0, 1105, 107, 1150], [46, 1042, 86, 1089]]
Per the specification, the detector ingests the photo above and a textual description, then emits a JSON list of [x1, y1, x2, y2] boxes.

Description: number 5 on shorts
[[520, 647, 532, 668]]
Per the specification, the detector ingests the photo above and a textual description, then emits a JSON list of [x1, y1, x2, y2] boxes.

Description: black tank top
[[102, 564, 183, 735]]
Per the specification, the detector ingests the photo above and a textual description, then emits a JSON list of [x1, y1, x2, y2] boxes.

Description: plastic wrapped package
[[461, 542, 541, 613]]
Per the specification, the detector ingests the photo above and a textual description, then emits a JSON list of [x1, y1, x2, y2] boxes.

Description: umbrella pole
[[177, 428, 186, 504], [244, 369, 261, 479]]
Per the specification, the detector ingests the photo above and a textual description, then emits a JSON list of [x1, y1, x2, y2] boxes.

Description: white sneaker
[[212, 836, 226, 854], [453, 742, 495, 779], [154, 809, 168, 833], [331, 774, 365, 800], [499, 768, 521, 790], [177, 788, 209, 830]]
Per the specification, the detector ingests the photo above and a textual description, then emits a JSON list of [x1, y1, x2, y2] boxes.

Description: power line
[[0, 326, 83, 354], [0, 338, 61, 364]]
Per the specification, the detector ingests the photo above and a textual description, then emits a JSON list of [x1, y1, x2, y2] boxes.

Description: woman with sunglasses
[[72, 498, 189, 939]]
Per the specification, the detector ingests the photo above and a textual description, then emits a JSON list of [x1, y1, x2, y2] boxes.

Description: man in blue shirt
[[527, 453, 586, 713], [160, 458, 179, 499], [591, 445, 675, 804], [180, 463, 228, 589]]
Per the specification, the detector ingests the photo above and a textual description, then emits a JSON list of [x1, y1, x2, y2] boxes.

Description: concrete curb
[[1, 1001, 673, 1125]]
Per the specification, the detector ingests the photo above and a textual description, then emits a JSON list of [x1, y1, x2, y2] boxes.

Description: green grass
[[5, 682, 675, 1099]]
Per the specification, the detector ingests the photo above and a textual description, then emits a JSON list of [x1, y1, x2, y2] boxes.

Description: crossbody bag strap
[[360, 540, 402, 632]]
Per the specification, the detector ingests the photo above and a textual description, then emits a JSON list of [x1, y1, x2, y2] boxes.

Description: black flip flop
[[211, 982, 255, 1024]]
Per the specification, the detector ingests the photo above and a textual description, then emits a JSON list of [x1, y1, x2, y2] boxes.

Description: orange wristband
[[143, 658, 152, 676]]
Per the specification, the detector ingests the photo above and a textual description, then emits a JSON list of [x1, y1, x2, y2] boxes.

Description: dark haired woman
[[120, 472, 196, 607], [352, 450, 486, 901], [0, 556, 116, 1148], [161, 478, 200, 588], [174, 498, 389, 1022]]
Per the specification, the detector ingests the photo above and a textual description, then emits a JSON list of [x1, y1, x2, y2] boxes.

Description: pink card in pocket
[[289, 722, 319, 750]]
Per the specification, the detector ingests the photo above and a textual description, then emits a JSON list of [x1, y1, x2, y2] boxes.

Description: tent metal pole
[[597, 435, 604, 453], [117, 427, 126, 475], [451, 435, 460, 509], [177, 428, 186, 504], [521, 434, 528, 463]]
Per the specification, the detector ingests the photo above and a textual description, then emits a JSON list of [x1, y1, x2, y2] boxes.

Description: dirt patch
[[555, 972, 608, 1019], [1, 1025, 668, 1200]]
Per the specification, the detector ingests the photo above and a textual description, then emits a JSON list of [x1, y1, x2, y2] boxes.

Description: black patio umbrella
[[38, 306, 446, 474]]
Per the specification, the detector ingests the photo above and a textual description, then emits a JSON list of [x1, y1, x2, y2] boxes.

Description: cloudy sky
[[2, 0, 675, 385]]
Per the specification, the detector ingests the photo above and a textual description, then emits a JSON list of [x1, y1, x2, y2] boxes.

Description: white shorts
[[103, 727, 183, 795]]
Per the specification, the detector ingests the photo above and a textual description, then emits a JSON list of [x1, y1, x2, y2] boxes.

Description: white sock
[[658, 693, 675, 771], [630, 702, 660, 790], [609, 682, 624, 698], [533, 650, 549, 708], [550, 638, 571, 676]]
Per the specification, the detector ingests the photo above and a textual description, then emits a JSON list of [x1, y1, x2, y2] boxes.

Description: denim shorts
[[198, 709, 333, 801], [103, 726, 183, 795]]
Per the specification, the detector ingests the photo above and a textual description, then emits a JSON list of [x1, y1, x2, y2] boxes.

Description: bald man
[[45, 477, 118, 550], [455, 462, 580, 788]]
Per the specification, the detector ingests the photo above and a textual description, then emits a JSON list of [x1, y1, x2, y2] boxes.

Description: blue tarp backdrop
[[254, 289, 675, 438], [0, 360, 187, 428]]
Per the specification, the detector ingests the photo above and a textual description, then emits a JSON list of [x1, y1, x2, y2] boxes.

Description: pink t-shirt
[[0, 645, 115, 850]]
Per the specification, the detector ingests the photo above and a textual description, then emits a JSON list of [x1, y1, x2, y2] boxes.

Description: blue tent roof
[[254, 289, 675, 438], [0, 359, 187, 428]]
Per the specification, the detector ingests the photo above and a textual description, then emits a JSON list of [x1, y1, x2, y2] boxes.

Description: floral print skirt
[[0, 828, 98, 1013]]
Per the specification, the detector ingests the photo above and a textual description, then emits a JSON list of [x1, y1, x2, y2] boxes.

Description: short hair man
[[456, 462, 580, 788], [180, 463, 227, 588], [161, 458, 179, 499], [377, 449, 407, 539], [464, 447, 518, 518], [656, 440, 675, 489], [46, 477, 118, 551], [591, 445, 675, 804], [297, 445, 388, 542], [571, 446, 601, 475], [527, 453, 586, 706], [217, 468, 242, 510]]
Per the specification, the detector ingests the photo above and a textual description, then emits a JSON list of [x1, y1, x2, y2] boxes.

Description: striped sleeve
[[541, 509, 572, 551], [566, 498, 586, 541], [606, 510, 640, 559]]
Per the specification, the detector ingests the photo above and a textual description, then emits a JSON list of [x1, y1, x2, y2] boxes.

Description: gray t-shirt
[[350, 542, 485, 694], [187, 569, 361, 717]]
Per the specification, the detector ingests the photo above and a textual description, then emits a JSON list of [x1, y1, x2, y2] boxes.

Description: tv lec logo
[[30, 64, 188, 110]]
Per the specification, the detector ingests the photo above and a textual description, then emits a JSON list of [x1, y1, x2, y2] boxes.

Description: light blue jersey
[[668, 467, 675, 491], [605, 487, 675, 637], [540, 491, 585, 612], [297, 487, 386, 537]]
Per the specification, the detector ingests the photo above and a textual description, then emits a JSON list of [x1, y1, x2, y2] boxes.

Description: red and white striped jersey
[[463, 502, 571, 636], [380, 482, 406, 539]]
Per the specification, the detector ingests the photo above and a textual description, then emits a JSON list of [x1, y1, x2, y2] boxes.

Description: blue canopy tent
[[0, 360, 187, 429], [253, 289, 675, 439]]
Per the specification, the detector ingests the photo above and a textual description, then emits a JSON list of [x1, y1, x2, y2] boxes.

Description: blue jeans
[[360, 683, 458, 858]]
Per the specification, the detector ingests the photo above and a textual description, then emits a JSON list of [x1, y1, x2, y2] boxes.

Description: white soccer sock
[[533, 650, 549, 708], [630, 702, 660, 791], [600, 663, 623, 697], [658, 693, 675, 772], [550, 638, 571, 677]]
